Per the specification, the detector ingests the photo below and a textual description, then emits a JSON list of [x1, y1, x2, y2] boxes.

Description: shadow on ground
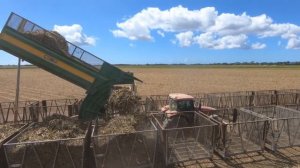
[[172, 147, 300, 168]]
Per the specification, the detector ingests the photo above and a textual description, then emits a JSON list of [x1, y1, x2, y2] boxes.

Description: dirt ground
[[173, 147, 300, 168], [0, 68, 85, 101], [1, 67, 300, 101]]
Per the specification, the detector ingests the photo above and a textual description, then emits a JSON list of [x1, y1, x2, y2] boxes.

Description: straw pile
[[100, 115, 136, 134], [0, 124, 23, 142], [106, 87, 141, 116], [24, 30, 69, 56], [17, 114, 87, 142], [100, 87, 144, 134], [5, 115, 87, 168]]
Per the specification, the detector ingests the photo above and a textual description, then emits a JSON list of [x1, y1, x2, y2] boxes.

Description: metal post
[[14, 58, 21, 123]]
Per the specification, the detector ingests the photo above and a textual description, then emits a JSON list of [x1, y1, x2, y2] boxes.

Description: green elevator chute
[[0, 12, 141, 120]]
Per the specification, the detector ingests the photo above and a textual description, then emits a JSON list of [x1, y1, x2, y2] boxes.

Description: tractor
[[160, 93, 216, 128]]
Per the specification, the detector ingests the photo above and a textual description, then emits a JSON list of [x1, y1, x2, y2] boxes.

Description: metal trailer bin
[[242, 106, 300, 151], [92, 116, 157, 168], [201, 108, 268, 158], [4, 122, 91, 168], [0, 123, 29, 168], [152, 112, 216, 166]]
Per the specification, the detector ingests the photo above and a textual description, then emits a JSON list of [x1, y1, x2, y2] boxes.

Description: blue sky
[[1, 0, 300, 65]]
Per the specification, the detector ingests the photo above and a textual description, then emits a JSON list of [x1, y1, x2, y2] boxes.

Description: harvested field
[[1, 66, 300, 101], [0, 68, 86, 101], [127, 66, 300, 95]]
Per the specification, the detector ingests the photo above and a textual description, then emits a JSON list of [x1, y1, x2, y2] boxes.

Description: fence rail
[[0, 99, 82, 124], [92, 117, 157, 168], [241, 106, 300, 151], [152, 112, 216, 165], [200, 108, 268, 158]]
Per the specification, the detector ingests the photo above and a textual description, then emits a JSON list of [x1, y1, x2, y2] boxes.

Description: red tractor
[[160, 93, 215, 128]]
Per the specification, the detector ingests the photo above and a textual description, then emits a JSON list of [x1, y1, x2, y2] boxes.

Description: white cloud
[[112, 6, 217, 40], [193, 32, 266, 49], [53, 24, 96, 46], [194, 32, 248, 49], [251, 42, 266, 49], [112, 5, 300, 49], [175, 31, 194, 47], [259, 23, 300, 38], [208, 13, 273, 36], [286, 37, 300, 49]]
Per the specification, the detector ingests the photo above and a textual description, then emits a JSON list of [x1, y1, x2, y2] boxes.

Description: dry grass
[[127, 67, 300, 95], [1, 66, 300, 101]]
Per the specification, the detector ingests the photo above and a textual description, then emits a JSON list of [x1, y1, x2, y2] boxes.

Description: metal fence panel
[[4, 122, 90, 168], [0, 124, 29, 168], [152, 112, 216, 165], [0, 99, 81, 124], [242, 106, 300, 151], [92, 116, 157, 168], [201, 108, 268, 158]]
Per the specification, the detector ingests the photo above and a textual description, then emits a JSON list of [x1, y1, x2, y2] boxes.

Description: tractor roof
[[169, 93, 194, 100]]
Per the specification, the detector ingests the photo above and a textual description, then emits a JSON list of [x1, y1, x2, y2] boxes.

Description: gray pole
[[14, 58, 21, 122]]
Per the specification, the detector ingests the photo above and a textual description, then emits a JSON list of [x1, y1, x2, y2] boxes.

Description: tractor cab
[[160, 93, 217, 128], [161, 93, 195, 128], [161, 93, 195, 117]]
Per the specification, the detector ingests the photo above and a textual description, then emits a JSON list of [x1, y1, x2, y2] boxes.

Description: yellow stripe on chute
[[0, 33, 95, 83]]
